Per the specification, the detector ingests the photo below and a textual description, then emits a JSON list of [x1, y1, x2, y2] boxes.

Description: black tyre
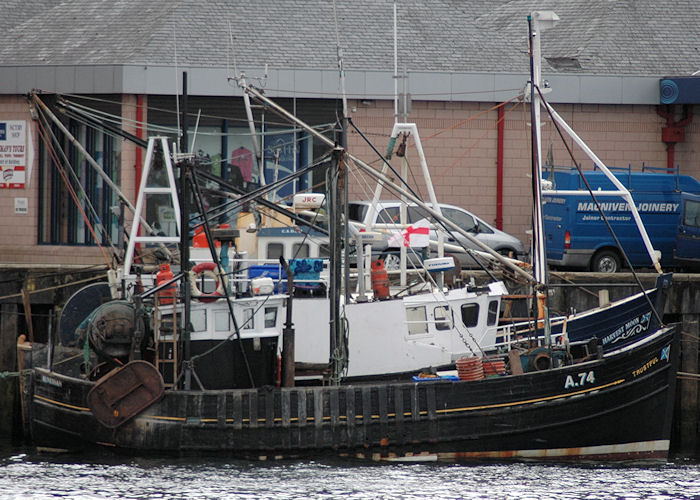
[[591, 249, 621, 273], [497, 248, 515, 258]]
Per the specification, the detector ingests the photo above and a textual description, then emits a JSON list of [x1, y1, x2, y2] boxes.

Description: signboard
[[14, 197, 28, 215], [0, 120, 27, 188]]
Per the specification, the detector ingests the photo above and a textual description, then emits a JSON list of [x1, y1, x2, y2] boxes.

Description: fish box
[[248, 264, 287, 293]]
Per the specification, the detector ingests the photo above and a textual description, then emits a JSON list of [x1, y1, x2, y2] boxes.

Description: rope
[[0, 370, 32, 379], [0, 273, 108, 302], [424, 96, 520, 141], [678, 371, 700, 381]]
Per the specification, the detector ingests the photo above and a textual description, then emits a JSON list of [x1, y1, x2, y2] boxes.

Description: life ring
[[190, 262, 227, 302]]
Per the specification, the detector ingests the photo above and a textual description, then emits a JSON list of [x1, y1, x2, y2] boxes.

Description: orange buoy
[[456, 356, 484, 381], [156, 263, 176, 305], [371, 259, 390, 299]]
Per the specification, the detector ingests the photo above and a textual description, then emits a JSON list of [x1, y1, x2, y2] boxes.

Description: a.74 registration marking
[[564, 371, 595, 389]]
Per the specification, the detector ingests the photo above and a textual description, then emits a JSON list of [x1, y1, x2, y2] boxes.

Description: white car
[[348, 200, 526, 270]]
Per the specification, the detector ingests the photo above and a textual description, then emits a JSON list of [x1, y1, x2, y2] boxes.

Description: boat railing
[[486, 314, 570, 353], [187, 256, 330, 298]]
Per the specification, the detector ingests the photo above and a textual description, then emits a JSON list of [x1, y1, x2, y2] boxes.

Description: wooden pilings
[[679, 314, 699, 458]]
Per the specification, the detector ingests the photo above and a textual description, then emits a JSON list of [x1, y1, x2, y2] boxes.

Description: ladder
[[154, 296, 179, 388], [123, 136, 183, 387]]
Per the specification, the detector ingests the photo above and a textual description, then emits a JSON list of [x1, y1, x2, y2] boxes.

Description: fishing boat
[[18, 13, 681, 461]]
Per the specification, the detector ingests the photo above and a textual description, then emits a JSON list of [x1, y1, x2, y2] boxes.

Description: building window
[[38, 118, 120, 246]]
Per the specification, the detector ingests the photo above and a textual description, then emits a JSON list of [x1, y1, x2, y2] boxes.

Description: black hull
[[23, 324, 680, 461], [556, 288, 661, 350], [544, 274, 671, 352]]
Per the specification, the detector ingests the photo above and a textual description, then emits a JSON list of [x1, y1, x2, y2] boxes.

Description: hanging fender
[[190, 262, 227, 302]]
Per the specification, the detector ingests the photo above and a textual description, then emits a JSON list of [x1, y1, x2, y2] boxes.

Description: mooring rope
[[0, 370, 32, 379]]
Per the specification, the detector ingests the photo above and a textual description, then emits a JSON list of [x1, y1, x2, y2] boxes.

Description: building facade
[[0, 0, 698, 266]]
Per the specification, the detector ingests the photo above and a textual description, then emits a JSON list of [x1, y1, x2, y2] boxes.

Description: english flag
[[387, 218, 431, 248]]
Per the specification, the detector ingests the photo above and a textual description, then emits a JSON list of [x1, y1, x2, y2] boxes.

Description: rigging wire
[[189, 153, 331, 230], [346, 119, 504, 280], [434, 98, 523, 179], [63, 97, 257, 134], [62, 96, 338, 144], [35, 117, 119, 257], [537, 86, 663, 327], [424, 96, 519, 142]]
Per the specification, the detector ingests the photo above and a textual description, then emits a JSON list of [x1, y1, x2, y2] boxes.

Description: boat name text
[[40, 375, 62, 388], [632, 357, 658, 377], [602, 312, 651, 345]]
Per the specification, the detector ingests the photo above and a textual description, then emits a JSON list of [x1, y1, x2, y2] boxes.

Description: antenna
[[332, 0, 348, 119], [228, 20, 239, 79], [173, 32, 181, 150], [393, 1, 398, 124], [190, 109, 201, 153]]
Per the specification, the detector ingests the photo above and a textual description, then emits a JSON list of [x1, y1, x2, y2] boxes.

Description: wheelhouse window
[[242, 308, 254, 330], [292, 243, 309, 258], [264, 307, 277, 328], [461, 303, 479, 328], [487, 300, 499, 326], [191, 309, 207, 332], [214, 311, 230, 331], [434, 306, 452, 331], [406, 306, 428, 335], [266, 243, 284, 259]]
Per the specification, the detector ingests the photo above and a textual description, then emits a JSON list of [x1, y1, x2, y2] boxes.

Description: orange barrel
[[156, 263, 176, 305], [482, 356, 506, 376], [371, 259, 390, 299], [456, 356, 484, 381]]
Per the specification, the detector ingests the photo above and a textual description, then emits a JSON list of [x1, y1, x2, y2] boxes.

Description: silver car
[[348, 200, 526, 269]]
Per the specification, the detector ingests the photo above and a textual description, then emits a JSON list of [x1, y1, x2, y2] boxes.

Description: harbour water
[[1, 440, 699, 499]]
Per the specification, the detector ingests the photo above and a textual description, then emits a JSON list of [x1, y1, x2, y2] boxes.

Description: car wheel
[[591, 249, 621, 273], [379, 251, 401, 272], [497, 248, 515, 258]]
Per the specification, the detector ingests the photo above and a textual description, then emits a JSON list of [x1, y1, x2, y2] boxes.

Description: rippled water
[[1, 441, 699, 499]]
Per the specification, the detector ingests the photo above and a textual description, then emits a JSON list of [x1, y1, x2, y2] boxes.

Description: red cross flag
[[388, 218, 431, 248]]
